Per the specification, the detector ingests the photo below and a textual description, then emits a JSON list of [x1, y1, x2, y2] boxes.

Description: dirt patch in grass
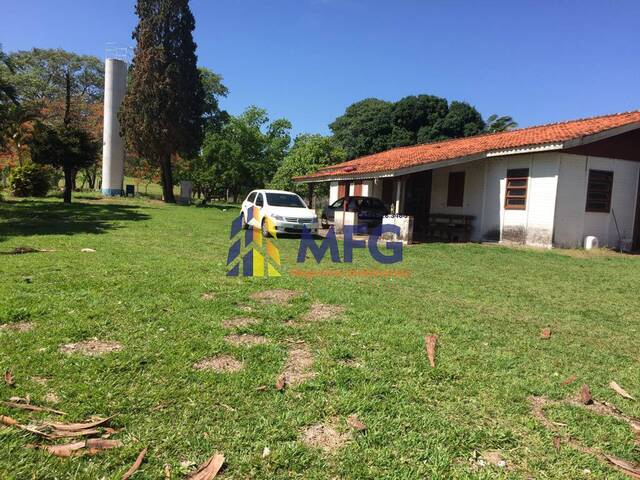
[[193, 355, 243, 373], [0, 321, 34, 332], [224, 334, 269, 346], [221, 317, 258, 329], [250, 289, 300, 305], [201, 292, 216, 301], [59, 339, 122, 356], [302, 303, 345, 322], [300, 423, 350, 453], [278, 344, 315, 387], [44, 392, 61, 404]]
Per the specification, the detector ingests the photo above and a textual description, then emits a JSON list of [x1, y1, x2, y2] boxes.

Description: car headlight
[[272, 215, 285, 221]]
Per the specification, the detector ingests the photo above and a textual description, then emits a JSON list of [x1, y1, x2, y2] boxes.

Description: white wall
[[555, 155, 640, 250], [429, 161, 485, 241], [481, 153, 560, 248], [329, 181, 339, 204]]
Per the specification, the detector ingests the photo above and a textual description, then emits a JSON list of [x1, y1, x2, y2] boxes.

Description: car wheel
[[261, 218, 270, 238], [321, 215, 329, 229], [241, 212, 248, 230]]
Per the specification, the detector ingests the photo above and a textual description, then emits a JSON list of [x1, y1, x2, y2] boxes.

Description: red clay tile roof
[[295, 111, 640, 182]]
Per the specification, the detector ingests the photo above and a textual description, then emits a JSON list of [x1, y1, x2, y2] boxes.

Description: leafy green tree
[[192, 106, 291, 202], [0, 45, 20, 150], [485, 114, 518, 133], [200, 67, 229, 133], [29, 123, 99, 203], [331, 96, 489, 159], [269, 134, 346, 196], [7, 48, 103, 125], [329, 98, 394, 160], [419, 101, 485, 143], [120, 0, 205, 203]]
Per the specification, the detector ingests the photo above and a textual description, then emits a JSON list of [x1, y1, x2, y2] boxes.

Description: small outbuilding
[[294, 111, 640, 251]]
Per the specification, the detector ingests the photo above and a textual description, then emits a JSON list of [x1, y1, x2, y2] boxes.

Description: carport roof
[[294, 111, 640, 182]]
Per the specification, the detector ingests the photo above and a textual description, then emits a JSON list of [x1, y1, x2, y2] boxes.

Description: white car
[[241, 189, 319, 236]]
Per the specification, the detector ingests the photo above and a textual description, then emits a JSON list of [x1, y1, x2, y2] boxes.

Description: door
[[382, 178, 394, 209], [403, 171, 432, 234]]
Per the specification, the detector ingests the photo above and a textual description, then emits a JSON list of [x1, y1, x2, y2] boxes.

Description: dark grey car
[[321, 196, 389, 228]]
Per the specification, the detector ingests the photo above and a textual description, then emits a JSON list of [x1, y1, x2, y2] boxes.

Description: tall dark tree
[[120, 0, 205, 203], [29, 123, 99, 203]]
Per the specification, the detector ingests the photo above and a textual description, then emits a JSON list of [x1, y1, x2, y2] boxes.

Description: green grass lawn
[[0, 195, 639, 479]]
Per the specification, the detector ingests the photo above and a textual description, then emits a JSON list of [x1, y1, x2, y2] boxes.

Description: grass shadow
[[0, 199, 151, 242]]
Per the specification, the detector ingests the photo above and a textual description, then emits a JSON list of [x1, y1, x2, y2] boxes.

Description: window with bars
[[504, 168, 529, 210], [585, 170, 613, 213]]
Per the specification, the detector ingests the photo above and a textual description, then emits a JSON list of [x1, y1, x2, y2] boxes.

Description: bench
[[426, 213, 475, 243]]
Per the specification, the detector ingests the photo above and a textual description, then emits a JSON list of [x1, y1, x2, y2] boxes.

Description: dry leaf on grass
[[581, 384, 593, 405], [122, 447, 148, 480], [80, 248, 96, 253], [39, 438, 123, 458], [275, 374, 286, 391], [610, 381, 635, 401], [49, 428, 102, 439], [424, 335, 437, 368], [604, 454, 640, 479], [553, 436, 561, 451], [1, 414, 53, 439], [346, 415, 367, 432], [540, 328, 552, 339], [4, 370, 14, 387], [187, 453, 225, 479], [1, 401, 65, 415], [44, 415, 114, 432], [561, 374, 577, 386]]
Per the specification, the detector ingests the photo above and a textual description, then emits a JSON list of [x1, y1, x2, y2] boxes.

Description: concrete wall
[[429, 161, 485, 241], [329, 182, 339, 204], [554, 155, 640, 250]]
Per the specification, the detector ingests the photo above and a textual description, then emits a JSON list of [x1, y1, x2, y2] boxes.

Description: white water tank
[[101, 58, 128, 196], [584, 235, 599, 250]]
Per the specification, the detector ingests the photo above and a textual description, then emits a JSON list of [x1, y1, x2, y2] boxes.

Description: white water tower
[[101, 49, 128, 196]]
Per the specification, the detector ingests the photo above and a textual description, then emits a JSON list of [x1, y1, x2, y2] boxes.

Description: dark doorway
[[381, 178, 394, 209], [633, 170, 640, 251], [403, 170, 432, 234]]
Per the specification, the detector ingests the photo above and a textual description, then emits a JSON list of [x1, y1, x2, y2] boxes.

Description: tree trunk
[[63, 166, 73, 203], [64, 70, 72, 127], [159, 154, 176, 203]]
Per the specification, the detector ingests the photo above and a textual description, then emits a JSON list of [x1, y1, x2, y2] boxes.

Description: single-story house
[[294, 111, 640, 250]]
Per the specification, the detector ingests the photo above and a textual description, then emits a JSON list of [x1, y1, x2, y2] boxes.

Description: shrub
[[8, 163, 52, 197]]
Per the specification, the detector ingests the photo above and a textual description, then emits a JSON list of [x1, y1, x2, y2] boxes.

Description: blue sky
[[3, 0, 639, 136]]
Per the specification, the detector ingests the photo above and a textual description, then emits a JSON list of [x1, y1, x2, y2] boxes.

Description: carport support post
[[307, 183, 314, 208]]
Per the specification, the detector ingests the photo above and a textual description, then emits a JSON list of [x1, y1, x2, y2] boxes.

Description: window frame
[[504, 168, 529, 210], [585, 169, 614, 213], [247, 191, 256, 203], [446, 171, 466, 207], [255, 193, 264, 207]]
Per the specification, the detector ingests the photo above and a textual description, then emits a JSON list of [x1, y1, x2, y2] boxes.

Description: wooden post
[[307, 183, 314, 208]]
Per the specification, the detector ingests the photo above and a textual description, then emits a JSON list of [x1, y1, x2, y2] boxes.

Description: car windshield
[[266, 193, 306, 208]]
